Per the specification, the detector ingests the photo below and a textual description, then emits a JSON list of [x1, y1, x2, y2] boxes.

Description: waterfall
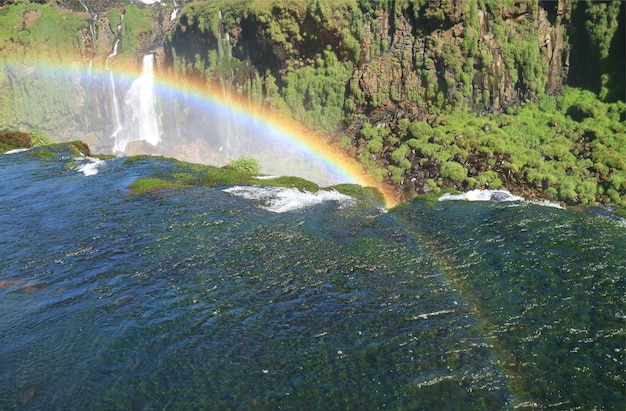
[[171, 0, 179, 21], [105, 39, 120, 70], [106, 10, 124, 142], [106, 39, 123, 140], [109, 70, 123, 140], [113, 54, 161, 153]]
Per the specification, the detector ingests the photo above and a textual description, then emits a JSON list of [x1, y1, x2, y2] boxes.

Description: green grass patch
[[258, 176, 320, 192], [128, 178, 188, 195], [330, 183, 385, 205], [124, 155, 387, 208]]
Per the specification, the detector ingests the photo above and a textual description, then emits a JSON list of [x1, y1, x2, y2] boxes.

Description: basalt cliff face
[[0, 0, 624, 205], [166, 0, 575, 118]]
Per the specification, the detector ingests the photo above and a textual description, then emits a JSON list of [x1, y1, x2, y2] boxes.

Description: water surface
[[1, 149, 624, 409]]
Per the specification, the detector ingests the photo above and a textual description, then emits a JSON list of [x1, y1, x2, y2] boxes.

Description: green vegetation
[[0, 1, 86, 64], [358, 88, 626, 206], [0, 140, 90, 162], [228, 157, 260, 175], [0, 131, 31, 152], [166, 0, 624, 206], [0, 0, 156, 131], [0, 0, 623, 208], [173, 0, 363, 131], [0, 1, 89, 131], [128, 177, 188, 195], [331, 183, 386, 205], [1, 130, 60, 153], [126, 155, 385, 206], [119, 5, 153, 60], [569, 1, 624, 102], [28, 129, 52, 146], [254, 176, 320, 192]]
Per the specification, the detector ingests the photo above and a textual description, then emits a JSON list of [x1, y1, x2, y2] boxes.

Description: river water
[[1, 147, 624, 410]]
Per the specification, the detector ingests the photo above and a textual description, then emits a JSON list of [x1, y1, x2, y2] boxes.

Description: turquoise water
[[1, 148, 624, 410]]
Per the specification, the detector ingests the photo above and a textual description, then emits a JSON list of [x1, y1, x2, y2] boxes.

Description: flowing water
[[1, 147, 624, 410], [113, 54, 161, 153]]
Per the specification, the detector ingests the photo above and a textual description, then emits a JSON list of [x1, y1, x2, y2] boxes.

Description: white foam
[[170, 8, 179, 21], [223, 186, 356, 213], [439, 189, 523, 202], [438, 189, 567, 209], [3, 148, 31, 154], [75, 157, 104, 176], [529, 199, 565, 209], [253, 175, 279, 180]]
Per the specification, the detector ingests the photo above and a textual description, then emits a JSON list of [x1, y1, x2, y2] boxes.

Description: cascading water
[[1, 145, 624, 410], [113, 54, 161, 153], [106, 11, 124, 142], [170, 0, 179, 20], [106, 40, 123, 140]]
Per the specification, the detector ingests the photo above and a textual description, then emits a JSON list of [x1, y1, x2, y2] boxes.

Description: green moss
[[123, 154, 386, 207], [120, 5, 153, 57], [440, 161, 468, 182], [257, 176, 319, 192], [128, 178, 188, 195], [199, 167, 255, 186], [228, 157, 260, 175], [331, 183, 385, 205], [27, 150, 56, 160], [614, 207, 626, 219]]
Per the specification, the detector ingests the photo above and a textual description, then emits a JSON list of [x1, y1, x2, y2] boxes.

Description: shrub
[[228, 157, 260, 175], [29, 129, 52, 146], [388, 165, 404, 184], [577, 179, 598, 205], [399, 158, 412, 171], [477, 170, 499, 186], [408, 121, 433, 139], [558, 178, 578, 201], [440, 161, 468, 182], [366, 137, 383, 154], [390, 144, 409, 163]]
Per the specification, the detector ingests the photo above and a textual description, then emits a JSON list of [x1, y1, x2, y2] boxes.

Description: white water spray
[[113, 54, 161, 152]]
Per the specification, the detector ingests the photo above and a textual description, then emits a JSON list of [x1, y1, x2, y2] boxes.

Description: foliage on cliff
[[352, 88, 626, 206], [169, 0, 571, 123], [0, 0, 157, 132], [0, 0, 623, 206], [167, 0, 625, 205]]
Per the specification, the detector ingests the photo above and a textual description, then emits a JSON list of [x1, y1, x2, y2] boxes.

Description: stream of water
[[0, 148, 624, 410]]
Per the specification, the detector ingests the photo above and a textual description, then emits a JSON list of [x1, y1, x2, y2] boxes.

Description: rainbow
[[149, 73, 400, 207], [2, 60, 399, 207]]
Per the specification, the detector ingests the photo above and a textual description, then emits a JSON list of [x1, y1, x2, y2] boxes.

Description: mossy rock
[[330, 183, 385, 206], [128, 178, 188, 195], [614, 207, 626, 219], [259, 176, 320, 192], [0, 131, 32, 153], [125, 156, 387, 208]]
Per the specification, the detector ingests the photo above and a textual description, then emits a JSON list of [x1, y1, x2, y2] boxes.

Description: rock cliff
[[166, 0, 577, 120], [0, 0, 624, 206]]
